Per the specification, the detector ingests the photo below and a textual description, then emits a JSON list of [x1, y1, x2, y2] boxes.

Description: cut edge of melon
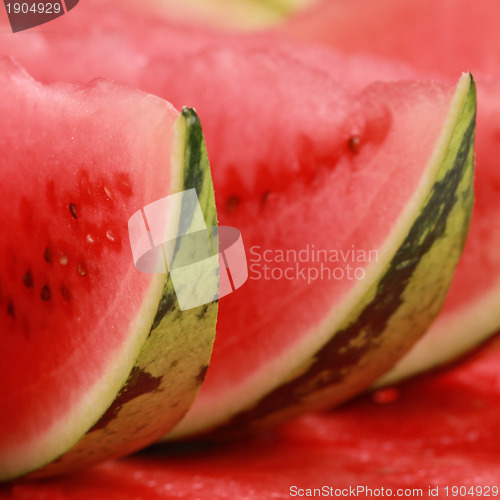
[[0, 107, 189, 482], [168, 73, 473, 439], [375, 279, 500, 387]]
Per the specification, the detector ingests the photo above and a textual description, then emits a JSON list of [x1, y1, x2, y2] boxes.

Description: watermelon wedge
[[149, 44, 476, 439], [0, 4, 476, 437], [2, 333, 500, 499], [0, 60, 218, 480], [281, 0, 500, 384]]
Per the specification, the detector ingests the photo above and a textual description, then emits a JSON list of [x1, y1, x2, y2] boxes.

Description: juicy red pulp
[[0, 166, 135, 434], [0, 67, 178, 461]]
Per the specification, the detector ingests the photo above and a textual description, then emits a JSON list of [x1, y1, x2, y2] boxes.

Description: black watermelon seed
[[69, 203, 77, 219], [41, 285, 51, 301], [23, 271, 34, 289], [348, 136, 361, 154], [261, 191, 270, 206], [7, 302, 15, 318], [77, 262, 88, 277], [44, 247, 52, 264], [226, 196, 240, 214], [61, 286, 71, 302]]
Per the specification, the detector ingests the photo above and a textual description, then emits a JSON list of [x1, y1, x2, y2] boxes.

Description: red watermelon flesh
[[0, 2, 476, 436], [2, 333, 500, 499], [281, 0, 500, 79], [282, 0, 500, 382]]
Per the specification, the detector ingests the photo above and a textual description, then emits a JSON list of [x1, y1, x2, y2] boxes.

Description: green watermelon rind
[[169, 74, 476, 439], [376, 281, 500, 387], [6, 108, 218, 480]]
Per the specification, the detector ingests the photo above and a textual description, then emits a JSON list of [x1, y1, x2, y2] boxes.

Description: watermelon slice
[[149, 43, 476, 439], [0, 4, 476, 437], [281, 0, 500, 384], [0, 59, 218, 480], [2, 333, 500, 499]]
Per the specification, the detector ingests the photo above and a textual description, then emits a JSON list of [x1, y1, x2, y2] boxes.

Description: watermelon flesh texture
[[282, 0, 500, 383], [2, 333, 500, 499], [281, 0, 500, 78], [0, 3, 475, 436], [0, 60, 216, 480]]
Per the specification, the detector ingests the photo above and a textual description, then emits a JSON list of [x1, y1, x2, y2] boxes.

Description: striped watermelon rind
[[376, 283, 500, 387]]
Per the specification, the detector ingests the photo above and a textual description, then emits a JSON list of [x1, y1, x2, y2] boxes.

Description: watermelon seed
[[226, 196, 240, 213], [7, 302, 15, 318], [86, 234, 94, 245], [104, 186, 113, 200], [69, 203, 77, 219], [106, 229, 116, 242], [41, 285, 51, 301], [261, 191, 269, 206], [23, 271, 34, 288], [348, 135, 361, 153], [59, 255, 68, 266], [44, 247, 52, 264], [77, 262, 88, 277], [61, 286, 71, 302]]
